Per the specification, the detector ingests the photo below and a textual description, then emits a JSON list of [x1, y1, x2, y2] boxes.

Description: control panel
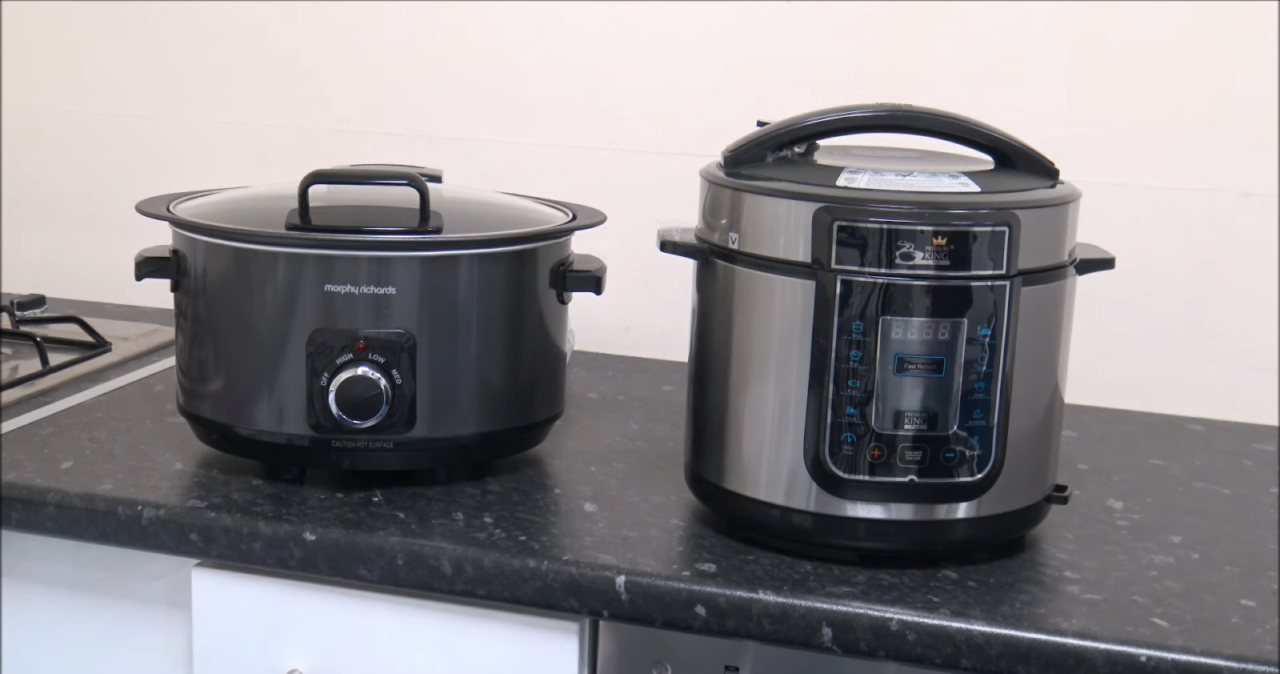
[[306, 329, 416, 434], [823, 276, 1009, 483]]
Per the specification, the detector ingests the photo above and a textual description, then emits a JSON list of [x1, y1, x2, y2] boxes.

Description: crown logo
[[932, 235, 948, 246]]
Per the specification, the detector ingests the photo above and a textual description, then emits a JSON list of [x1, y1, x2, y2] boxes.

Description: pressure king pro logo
[[895, 237, 952, 266], [323, 283, 397, 296]]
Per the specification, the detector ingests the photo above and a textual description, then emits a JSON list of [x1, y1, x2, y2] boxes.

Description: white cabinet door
[[191, 564, 582, 674], [0, 531, 197, 674]]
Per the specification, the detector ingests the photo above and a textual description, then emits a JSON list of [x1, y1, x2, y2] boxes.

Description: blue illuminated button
[[973, 381, 987, 393], [847, 379, 861, 389], [940, 446, 963, 466], [976, 323, 993, 338], [840, 432, 857, 444], [851, 320, 865, 334], [849, 349, 863, 361]]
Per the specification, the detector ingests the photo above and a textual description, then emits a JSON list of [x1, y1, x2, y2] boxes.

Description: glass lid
[[144, 164, 603, 251]]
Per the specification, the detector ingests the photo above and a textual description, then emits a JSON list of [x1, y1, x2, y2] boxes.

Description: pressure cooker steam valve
[[327, 362, 393, 429]]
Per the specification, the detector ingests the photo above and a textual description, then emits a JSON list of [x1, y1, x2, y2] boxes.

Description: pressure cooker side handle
[[657, 227, 707, 261], [1073, 243, 1116, 276], [295, 167, 435, 230], [721, 103, 1060, 180]]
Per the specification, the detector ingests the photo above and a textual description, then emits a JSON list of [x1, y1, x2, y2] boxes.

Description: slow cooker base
[[180, 406, 562, 471], [687, 470, 1052, 558]]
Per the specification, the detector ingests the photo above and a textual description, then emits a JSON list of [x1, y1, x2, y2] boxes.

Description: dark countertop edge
[[3, 489, 1274, 674]]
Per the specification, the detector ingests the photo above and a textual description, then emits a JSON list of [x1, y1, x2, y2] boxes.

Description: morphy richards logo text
[[323, 283, 397, 296]]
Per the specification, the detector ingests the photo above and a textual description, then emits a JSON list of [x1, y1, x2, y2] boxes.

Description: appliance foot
[[264, 463, 307, 483]]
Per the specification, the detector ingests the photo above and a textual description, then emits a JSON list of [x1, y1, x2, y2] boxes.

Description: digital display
[[886, 319, 960, 341], [873, 317, 967, 435]]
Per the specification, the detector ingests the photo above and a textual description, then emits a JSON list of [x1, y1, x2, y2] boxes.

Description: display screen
[[886, 319, 959, 342], [873, 317, 967, 435]]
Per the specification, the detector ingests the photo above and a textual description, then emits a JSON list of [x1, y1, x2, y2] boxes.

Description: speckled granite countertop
[[2, 298, 1276, 674]]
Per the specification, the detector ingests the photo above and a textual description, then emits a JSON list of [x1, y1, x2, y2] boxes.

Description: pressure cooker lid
[[712, 103, 1074, 201], [140, 164, 605, 251]]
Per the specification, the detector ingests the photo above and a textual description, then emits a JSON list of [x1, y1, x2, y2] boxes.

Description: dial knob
[[327, 363, 392, 429]]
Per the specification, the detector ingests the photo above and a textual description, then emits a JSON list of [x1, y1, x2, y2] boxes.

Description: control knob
[[327, 363, 392, 429]]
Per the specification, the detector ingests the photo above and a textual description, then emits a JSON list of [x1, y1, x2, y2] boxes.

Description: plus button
[[866, 443, 888, 464]]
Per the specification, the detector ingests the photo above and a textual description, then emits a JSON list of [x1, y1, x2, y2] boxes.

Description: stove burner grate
[[1, 294, 113, 391]]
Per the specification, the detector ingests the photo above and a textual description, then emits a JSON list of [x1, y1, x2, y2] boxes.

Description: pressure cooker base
[[687, 471, 1051, 558], [180, 406, 561, 471]]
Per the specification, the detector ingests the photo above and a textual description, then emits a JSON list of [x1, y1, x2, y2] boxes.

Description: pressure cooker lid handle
[[291, 167, 442, 233], [720, 103, 1060, 180]]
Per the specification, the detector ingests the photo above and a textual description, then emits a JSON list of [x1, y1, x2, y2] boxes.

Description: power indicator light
[[355, 341, 367, 353]]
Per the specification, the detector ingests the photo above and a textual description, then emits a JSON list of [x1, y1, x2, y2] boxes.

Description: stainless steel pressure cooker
[[135, 164, 606, 474], [659, 104, 1115, 556]]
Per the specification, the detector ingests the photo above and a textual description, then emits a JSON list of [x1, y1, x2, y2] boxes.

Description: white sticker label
[[835, 168, 980, 193], [728, 232, 740, 249]]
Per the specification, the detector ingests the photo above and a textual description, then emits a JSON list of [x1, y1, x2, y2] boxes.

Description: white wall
[[3, 1, 1276, 424]]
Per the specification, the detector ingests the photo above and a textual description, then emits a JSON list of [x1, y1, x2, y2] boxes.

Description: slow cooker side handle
[[554, 254, 608, 305], [134, 245, 178, 293], [656, 227, 707, 261], [1073, 243, 1116, 276], [721, 103, 1060, 180]]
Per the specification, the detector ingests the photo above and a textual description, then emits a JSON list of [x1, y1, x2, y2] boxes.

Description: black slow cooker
[[135, 164, 607, 473]]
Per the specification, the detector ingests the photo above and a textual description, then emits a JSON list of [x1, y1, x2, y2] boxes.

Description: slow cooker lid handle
[[720, 103, 1060, 181], [291, 167, 441, 233]]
